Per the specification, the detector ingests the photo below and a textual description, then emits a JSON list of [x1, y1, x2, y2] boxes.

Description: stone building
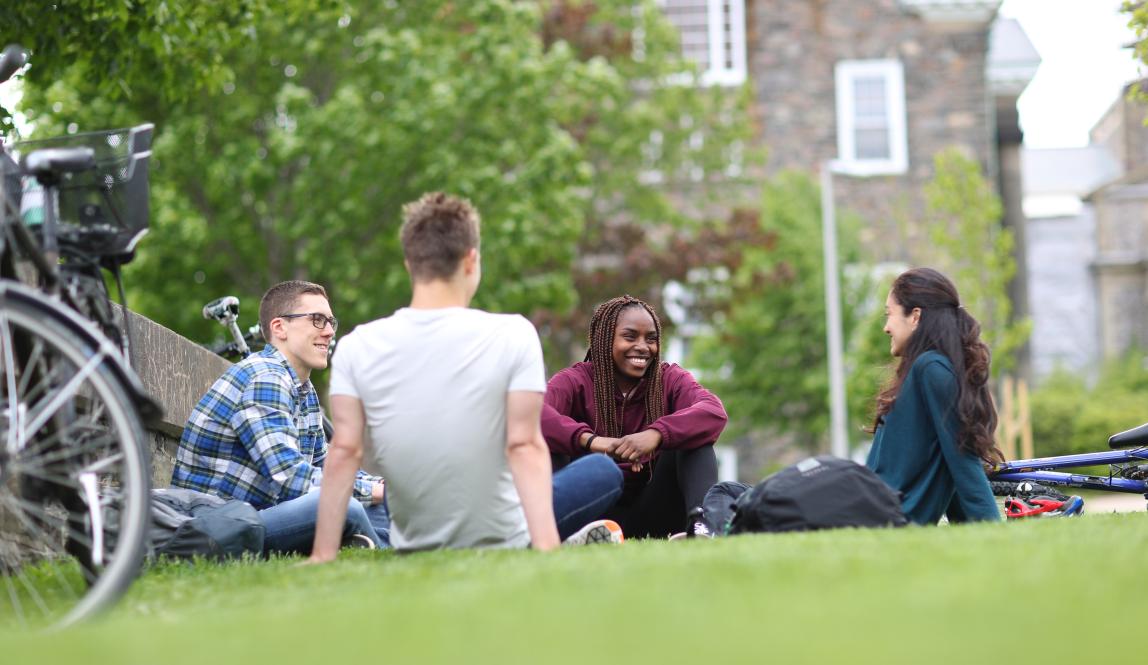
[[664, 0, 1032, 251], [661, 0, 1038, 368], [1021, 144, 1116, 381], [1089, 84, 1148, 359]]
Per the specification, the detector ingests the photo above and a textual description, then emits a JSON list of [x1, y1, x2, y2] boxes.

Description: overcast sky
[[1000, 0, 1143, 148]]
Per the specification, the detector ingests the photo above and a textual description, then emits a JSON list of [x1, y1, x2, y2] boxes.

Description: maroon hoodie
[[541, 361, 728, 482]]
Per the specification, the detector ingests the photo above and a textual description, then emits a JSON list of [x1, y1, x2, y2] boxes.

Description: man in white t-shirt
[[309, 193, 623, 557]]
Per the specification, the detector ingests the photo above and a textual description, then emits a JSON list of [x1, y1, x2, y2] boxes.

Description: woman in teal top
[[865, 268, 1002, 525]]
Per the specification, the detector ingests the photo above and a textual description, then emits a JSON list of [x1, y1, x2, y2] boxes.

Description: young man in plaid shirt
[[172, 280, 389, 553]]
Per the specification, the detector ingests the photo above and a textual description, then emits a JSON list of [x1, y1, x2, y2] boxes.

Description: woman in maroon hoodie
[[542, 295, 728, 538]]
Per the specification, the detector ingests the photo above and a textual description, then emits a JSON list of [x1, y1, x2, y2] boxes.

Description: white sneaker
[[563, 519, 624, 546], [342, 533, 377, 549], [669, 522, 714, 541]]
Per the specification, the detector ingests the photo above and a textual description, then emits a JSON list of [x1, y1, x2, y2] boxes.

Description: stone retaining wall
[[118, 307, 232, 487]]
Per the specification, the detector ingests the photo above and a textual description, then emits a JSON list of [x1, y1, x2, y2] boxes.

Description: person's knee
[[584, 453, 624, 490], [345, 497, 369, 517]]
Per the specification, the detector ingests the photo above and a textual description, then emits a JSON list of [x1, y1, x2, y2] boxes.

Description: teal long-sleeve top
[[865, 350, 1000, 525]]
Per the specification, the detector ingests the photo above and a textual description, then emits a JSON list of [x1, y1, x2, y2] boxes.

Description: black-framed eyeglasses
[[278, 312, 339, 332]]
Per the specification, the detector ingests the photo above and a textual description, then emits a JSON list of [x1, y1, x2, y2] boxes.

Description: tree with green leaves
[[686, 171, 871, 450], [917, 149, 1030, 377], [0, 1, 268, 132], [9, 0, 751, 364]]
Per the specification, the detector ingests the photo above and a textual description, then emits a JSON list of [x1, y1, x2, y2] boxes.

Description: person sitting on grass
[[309, 192, 623, 561], [865, 267, 1002, 525], [542, 295, 728, 539], [172, 280, 390, 554]]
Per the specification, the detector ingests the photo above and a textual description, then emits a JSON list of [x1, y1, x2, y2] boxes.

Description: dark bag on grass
[[727, 456, 907, 534], [150, 488, 264, 560]]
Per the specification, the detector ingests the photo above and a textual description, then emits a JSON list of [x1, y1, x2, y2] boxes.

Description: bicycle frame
[[991, 448, 1148, 495]]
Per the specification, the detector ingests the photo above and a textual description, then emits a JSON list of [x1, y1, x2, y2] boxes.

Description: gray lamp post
[[820, 160, 849, 459]]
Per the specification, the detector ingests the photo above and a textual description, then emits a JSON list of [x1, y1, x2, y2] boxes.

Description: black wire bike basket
[[10, 123, 154, 262]]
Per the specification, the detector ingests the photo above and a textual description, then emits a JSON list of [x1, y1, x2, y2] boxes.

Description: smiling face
[[611, 305, 659, 389], [272, 293, 336, 380], [883, 290, 920, 357]]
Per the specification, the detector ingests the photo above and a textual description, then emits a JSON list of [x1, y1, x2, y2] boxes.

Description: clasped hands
[[585, 429, 661, 471]]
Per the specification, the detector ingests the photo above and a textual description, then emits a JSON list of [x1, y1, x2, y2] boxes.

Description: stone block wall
[[745, 0, 996, 262], [117, 307, 232, 487]]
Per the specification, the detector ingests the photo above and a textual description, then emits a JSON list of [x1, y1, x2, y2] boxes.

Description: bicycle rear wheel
[[0, 291, 150, 630]]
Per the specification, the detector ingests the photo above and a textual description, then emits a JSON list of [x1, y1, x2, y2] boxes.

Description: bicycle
[[201, 295, 262, 361], [1, 44, 161, 630], [988, 421, 1148, 517]]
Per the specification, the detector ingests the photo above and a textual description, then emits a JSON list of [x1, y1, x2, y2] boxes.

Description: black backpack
[[727, 456, 907, 534], [149, 488, 265, 560]]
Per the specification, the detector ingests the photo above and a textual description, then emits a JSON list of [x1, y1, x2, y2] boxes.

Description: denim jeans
[[258, 490, 391, 555], [552, 453, 624, 541]]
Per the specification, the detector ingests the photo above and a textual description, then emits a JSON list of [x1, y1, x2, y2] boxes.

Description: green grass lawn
[[4, 514, 1147, 664]]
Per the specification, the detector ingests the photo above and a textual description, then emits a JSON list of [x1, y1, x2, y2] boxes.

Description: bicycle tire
[[0, 291, 150, 630]]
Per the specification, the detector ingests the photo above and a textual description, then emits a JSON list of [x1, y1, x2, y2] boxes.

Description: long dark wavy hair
[[871, 268, 1003, 464], [584, 295, 666, 438]]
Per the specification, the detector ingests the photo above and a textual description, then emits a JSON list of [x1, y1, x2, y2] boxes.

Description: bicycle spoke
[[4, 573, 28, 626], [16, 335, 48, 397], [12, 564, 54, 620], [1, 310, 22, 455], [15, 423, 116, 468], [1, 482, 122, 556], [0, 495, 72, 552], [22, 351, 107, 441], [17, 435, 123, 474], [0, 499, 85, 615]]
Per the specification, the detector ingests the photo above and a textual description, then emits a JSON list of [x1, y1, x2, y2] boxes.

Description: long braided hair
[[585, 295, 666, 437], [870, 268, 1004, 464]]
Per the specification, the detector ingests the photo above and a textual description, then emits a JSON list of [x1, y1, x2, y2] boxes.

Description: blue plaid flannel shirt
[[171, 345, 377, 510]]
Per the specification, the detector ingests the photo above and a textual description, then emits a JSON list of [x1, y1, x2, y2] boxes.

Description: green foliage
[[1031, 352, 1148, 456], [1125, 2, 1148, 98], [4, 515, 1148, 663], [687, 171, 872, 448], [12, 0, 750, 354], [0, 1, 269, 132], [918, 149, 1031, 376]]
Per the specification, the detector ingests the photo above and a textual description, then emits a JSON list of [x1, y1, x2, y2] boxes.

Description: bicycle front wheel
[[0, 291, 150, 630]]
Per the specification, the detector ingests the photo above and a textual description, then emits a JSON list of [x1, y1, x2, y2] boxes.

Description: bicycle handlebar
[[202, 296, 240, 323]]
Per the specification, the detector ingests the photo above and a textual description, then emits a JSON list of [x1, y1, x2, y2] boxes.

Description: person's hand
[[613, 429, 661, 464], [588, 435, 621, 456], [370, 481, 386, 505], [304, 550, 337, 565]]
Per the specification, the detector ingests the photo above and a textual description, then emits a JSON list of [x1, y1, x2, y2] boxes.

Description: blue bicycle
[[988, 422, 1148, 516]]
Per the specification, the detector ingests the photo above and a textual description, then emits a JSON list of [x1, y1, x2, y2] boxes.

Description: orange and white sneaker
[[563, 519, 624, 546]]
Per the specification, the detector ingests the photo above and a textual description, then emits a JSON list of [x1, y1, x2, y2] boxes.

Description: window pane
[[853, 76, 887, 119], [855, 128, 891, 160], [664, 0, 711, 69]]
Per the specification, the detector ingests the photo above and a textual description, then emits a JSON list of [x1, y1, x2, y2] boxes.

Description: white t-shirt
[[329, 307, 546, 551]]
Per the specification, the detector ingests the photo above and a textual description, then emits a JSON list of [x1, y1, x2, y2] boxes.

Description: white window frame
[[657, 0, 747, 87], [834, 59, 909, 176]]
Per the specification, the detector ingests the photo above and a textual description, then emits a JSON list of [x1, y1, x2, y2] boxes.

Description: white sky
[[1000, 0, 1143, 148]]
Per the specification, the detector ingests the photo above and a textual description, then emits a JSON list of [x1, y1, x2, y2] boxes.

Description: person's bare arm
[[309, 395, 368, 563], [506, 391, 560, 551]]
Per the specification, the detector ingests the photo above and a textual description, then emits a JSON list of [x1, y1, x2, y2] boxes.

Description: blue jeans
[[552, 453, 624, 541], [259, 490, 391, 555]]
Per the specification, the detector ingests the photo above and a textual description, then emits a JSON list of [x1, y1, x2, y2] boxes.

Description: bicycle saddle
[[22, 147, 96, 183], [1108, 422, 1148, 449]]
